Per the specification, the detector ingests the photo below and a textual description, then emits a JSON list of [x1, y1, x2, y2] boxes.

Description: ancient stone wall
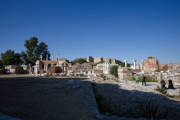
[[159, 64, 168, 72], [142, 57, 159, 73]]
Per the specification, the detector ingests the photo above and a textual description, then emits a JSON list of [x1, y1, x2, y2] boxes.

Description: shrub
[[130, 75, 157, 82], [15, 67, 28, 74], [78, 58, 86, 64], [48, 66, 62, 73], [110, 66, 118, 78], [72, 58, 87, 64], [120, 62, 130, 67], [145, 76, 157, 82]]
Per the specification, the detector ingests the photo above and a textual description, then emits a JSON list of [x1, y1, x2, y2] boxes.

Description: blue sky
[[0, 0, 180, 64]]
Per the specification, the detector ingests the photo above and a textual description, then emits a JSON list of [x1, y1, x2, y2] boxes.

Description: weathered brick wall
[[159, 64, 168, 72], [142, 57, 159, 73]]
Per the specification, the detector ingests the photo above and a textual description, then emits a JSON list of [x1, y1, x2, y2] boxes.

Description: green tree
[[72, 58, 87, 64], [110, 66, 118, 78], [1, 50, 22, 65], [22, 37, 50, 65], [78, 58, 86, 64], [120, 62, 130, 67]]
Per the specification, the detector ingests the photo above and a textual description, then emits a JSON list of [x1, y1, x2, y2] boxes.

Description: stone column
[[40, 55, 42, 60], [124, 60, 127, 68], [133, 59, 136, 70], [140, 60, 143, 70], [52, 55, 54, 61], [35, 61, 39, 75], [46, 54, 48, 60], [44, 64, 46, 71], [46, 64, 48, 72]]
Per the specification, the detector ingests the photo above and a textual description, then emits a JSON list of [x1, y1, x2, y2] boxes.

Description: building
[[94, 57, 103, 63], [142, 57, 159, 73], [159, 64, 168, 72], [118, 67, 133, 80], [86, 56, 94, 63], [111, 59, 121, 64], [103, 58, 111, 64], [71, 63, 93, 75], [102, 58, 121, 64], [92, 69, 103, 76], [34, 58, 70, 74], [167, 63, 180, 72]]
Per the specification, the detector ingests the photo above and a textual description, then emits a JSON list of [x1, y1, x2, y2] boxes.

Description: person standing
[[160, 79, 166, 89], [136, 74, 139, 83], [142, 75, 146, 86]]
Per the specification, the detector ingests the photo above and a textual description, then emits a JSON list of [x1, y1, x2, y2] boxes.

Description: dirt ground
[[0, 77, 97, 120]]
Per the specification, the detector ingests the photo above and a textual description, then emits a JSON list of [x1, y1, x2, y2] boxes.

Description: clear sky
[[0, 0, 180, 64]]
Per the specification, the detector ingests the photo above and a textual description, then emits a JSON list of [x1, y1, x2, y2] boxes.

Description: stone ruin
[[142, 57, 159, 73]]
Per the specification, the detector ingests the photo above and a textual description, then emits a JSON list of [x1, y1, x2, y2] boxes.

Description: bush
[[71, 58, 87, 64], [48, 66, 62, 73], [120, 62, 130, 67], [15, 67, 28, 74], [110, 66, 118, 78]]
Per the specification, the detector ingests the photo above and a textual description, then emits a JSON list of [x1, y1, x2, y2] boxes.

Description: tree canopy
[[72, 58, 87, 64], [22, 37, 50, 65], [120, 62, 130, 67], [110, 65, 118, 78], [1, 50, 22, 66]]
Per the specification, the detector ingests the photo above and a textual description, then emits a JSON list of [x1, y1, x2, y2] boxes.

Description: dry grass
[[128, 97, 169, 119]]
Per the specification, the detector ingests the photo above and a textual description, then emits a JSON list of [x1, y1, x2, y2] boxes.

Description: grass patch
[[130, 76, 157, 82]]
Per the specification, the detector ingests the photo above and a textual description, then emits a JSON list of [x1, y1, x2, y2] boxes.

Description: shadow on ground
[[92, 81, 180, 120], [0, 77, 180, 120], [0, 77, 97, 120]]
